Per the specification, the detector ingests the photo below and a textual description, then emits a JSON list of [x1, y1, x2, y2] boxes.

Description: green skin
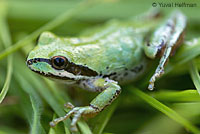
[[26, 10, 186, 132]]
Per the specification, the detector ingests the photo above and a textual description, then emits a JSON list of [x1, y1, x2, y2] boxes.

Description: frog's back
[[66, 23, 146, 82]]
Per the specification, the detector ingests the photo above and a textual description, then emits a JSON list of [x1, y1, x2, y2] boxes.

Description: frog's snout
[[26, 58, 39, 66]]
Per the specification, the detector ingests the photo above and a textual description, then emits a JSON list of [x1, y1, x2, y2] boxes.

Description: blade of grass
[[189, 60, 200, 95], [151, 89, 200, 102], [0, 2, 13, 104], [43, 78, 71, 105], [121, 89, 200, 108], [136, 102, 200, 134], [77, 120, 92, 134], [130, 87, 200, 134], [14, 73, 46, 134], [92, 99, 118, 134], [0, 0, 99, 60]]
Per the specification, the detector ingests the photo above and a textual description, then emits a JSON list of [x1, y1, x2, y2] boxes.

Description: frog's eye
[[51, 56, 67, 70]]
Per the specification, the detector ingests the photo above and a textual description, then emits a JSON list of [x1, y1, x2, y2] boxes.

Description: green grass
[[1, 0, 200, 134], [131, 88, 200, 134], [189, 60, 200, 94], [0, 3, 13, 104]]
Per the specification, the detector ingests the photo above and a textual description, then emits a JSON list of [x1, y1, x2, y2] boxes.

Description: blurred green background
[[1, 0, 200, 134]]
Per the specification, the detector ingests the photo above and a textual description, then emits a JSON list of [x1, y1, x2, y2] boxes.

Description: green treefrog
[[26, 10, 186, 131]]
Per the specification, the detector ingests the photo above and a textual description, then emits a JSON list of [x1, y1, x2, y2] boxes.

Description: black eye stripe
[[64, 62, 98, 76], [27, 57, 98, 77]]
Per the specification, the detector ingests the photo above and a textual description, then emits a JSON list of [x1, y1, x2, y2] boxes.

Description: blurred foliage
[[1, 0, 200, 134]]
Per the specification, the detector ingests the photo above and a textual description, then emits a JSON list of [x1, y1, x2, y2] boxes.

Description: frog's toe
[[49, 108, 76, 127], [148, 66, 165, 90], [64, 102, 75, 109], [50, 106, 96, 132], [70, 107, 86, 131]]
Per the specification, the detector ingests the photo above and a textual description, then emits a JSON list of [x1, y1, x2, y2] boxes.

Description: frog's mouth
[[32, 68, 76, 81]]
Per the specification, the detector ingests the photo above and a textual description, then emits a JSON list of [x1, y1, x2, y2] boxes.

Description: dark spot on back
[[103, 72, 117, 78], [131, 65, 143, 73]]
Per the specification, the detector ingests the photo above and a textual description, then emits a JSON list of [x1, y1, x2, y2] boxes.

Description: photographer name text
[[153, 2, 197, 8]]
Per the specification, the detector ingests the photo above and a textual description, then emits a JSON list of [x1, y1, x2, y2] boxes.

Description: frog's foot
[[50, 106, 97, 132], [148, 67, 164, 90], [146, 11, 186, 90]]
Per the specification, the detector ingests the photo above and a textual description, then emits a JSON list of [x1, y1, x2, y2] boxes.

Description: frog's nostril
[[27, 59, 33, 65]]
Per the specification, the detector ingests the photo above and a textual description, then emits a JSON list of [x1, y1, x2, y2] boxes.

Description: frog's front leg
[[50, 77, 121, 131], [144, 11, 187, 90]]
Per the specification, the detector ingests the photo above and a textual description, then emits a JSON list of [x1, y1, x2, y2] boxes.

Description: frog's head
[[26, 32, 98, 83]]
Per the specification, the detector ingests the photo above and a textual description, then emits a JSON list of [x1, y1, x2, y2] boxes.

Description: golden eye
[[51, 56, 67, 70]]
